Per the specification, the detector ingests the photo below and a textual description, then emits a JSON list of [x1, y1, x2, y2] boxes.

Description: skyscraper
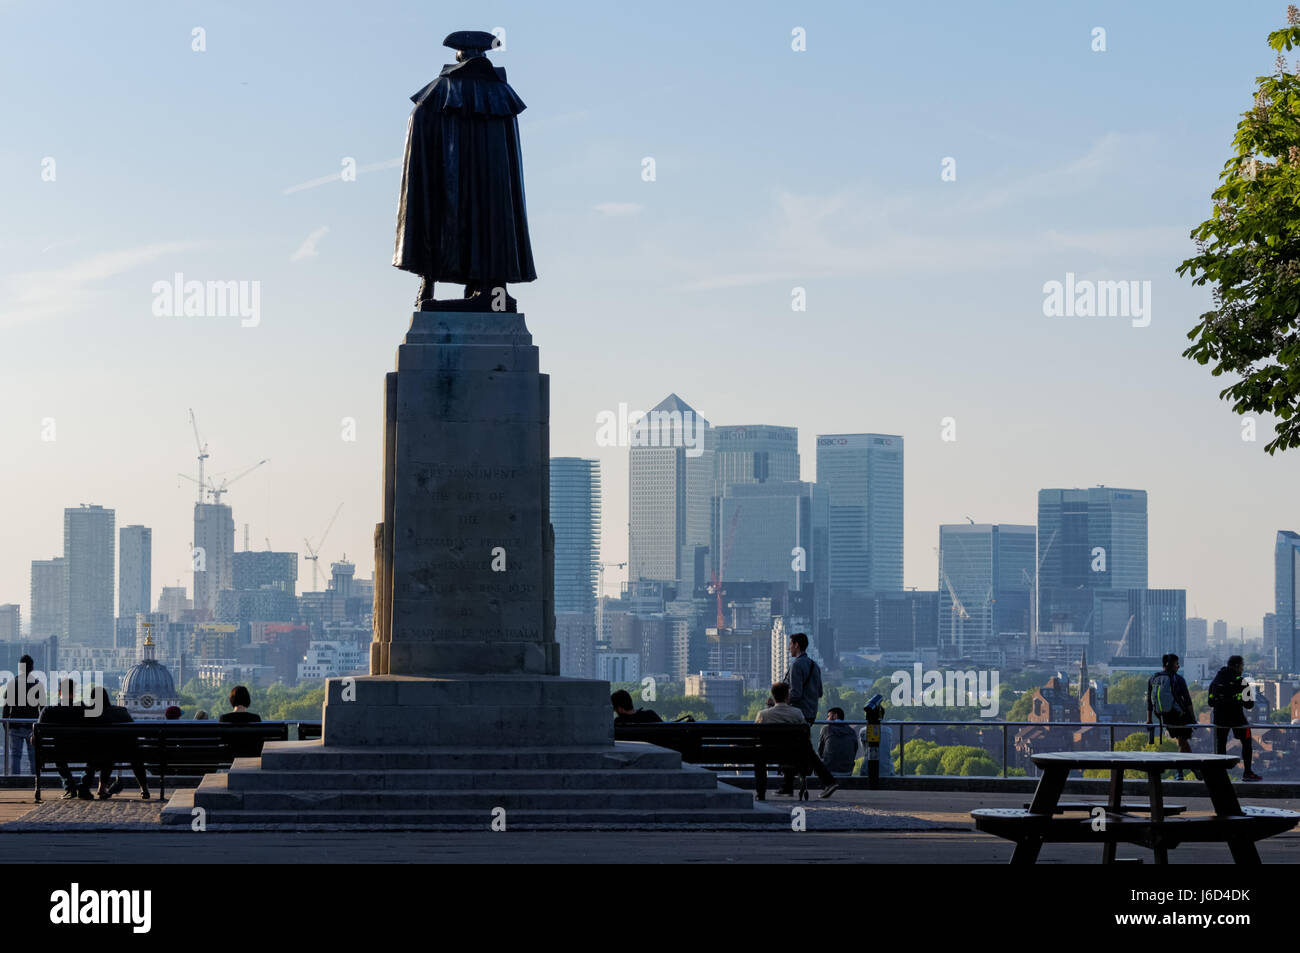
[[1037, 487, 1148, 638], [64, 504, 115, 647], [714, 425, 800, 487], [1212, 618, 1228, 649], [193, 501, 234, 618], [551, 458, 601, 679], [938, 523, 1035, 663], [157, 586, 192, 622], [816, 433, 904, 596], [550, 458, 601, 614], [119, 524, 152, 620], [0, 605, 19, 642], [30, 557, 66, 639], [711, 424, 800, 581], [719, 480, 812, 589], [1186, 616, 1208, 655], [627, 394, 711, 590], [1274, 530, 1300, 672], [232, 551, 299, 595]]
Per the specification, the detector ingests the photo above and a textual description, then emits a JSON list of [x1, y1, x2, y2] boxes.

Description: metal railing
[[0, 717, 323, 777], [812, 718, 1298, 779]]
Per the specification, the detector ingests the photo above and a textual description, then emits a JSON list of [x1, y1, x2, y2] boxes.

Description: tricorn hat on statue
[[443, 31, 499, 56]]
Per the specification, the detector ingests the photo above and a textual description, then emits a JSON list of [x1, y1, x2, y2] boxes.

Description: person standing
[[1146, 653, 1198, 780], [2, 655, 40, 776], [784, 632, 823, 724], [1208, 655, 1262, 782]]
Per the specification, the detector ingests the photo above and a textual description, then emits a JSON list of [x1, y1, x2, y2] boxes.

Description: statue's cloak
[[393, 56, 537, 284]]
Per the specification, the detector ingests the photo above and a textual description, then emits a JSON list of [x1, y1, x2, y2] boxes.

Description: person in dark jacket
[[2, 655, 42, 775], [1208, 655, 1261, 781], [220, 686, 266, 759], [817, 708, 858, 776], [610, 689, 662, 726], [219, 685, 262, 724], [783, 632, 823, 723], [37, 678, 91, 799], [1146, 654, 1198, 779], [84, 687, 150, 800]]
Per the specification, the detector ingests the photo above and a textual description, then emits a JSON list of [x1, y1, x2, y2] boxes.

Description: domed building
[[118, 631, 179, 720]]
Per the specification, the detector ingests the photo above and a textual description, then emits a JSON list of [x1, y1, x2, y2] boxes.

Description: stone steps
[[191, 775, 754, 812], [160, 740, 783, 829], [163, 793, 781, 829], [223, 765, 721, 792]]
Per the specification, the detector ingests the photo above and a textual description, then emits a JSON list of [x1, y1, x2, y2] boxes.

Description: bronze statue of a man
[[393, 30, 537, 311]]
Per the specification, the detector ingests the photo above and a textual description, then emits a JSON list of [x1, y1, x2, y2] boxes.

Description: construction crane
[[1022, 527, 1058, 659], [304, 503, 344, 592], [1114, 614, 1135, 657], [204, 458, 268, 504], [936, 546, 970, 656], [186, 408, 209, 504]]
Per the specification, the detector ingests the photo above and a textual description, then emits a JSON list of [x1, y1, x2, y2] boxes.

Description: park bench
[[32, 722, 291, 802], [615, 722, 818, 800]]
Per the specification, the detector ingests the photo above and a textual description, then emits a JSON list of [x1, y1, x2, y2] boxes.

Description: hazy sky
[[2, 0, 1297, 636]]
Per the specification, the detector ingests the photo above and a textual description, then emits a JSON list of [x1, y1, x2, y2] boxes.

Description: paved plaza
[[2, 787, 1295, 864]]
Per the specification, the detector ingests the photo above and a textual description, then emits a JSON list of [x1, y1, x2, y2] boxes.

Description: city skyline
[[5, 2, 1300, 636], [1, 415, 1289, 643]]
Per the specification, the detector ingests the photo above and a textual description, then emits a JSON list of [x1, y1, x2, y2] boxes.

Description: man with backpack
[[1146, 653, 1198, 779], [1208, 655, 1262, 782], [785, 632, 823, 724], [778, 632, 837, 797]]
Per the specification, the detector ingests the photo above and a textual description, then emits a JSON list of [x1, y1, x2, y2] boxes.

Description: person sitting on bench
[[219, 685, 261, 725], [84, 686, 150, 800], [220, 686, 265, 759], [611, 689, 662, 725], [37, 678, 91, 800], [755, 682, 838, 798]]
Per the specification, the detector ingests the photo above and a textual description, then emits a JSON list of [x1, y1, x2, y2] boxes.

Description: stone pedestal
[[371, 310, 557, 679], [338, 309, 601, 748]]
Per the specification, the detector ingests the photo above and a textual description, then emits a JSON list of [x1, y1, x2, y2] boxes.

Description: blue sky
[[1, 0, 1296, 635]]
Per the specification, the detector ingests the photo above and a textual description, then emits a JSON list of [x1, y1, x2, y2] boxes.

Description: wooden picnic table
[[972, 751, 1299, 865]]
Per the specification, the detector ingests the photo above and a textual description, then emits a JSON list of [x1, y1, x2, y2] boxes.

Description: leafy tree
[[1178, 9, 1300, 453], [1005, 690, 1036, 722], [960, 755, 999, 776], [891, 738, 1002, 775], [1106, 673, 1152, 722]]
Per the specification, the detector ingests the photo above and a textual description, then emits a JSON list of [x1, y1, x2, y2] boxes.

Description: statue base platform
[[321, 674, 612, 747]]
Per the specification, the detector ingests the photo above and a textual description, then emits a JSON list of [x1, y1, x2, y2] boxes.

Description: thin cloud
[[282, 157, 402, 195], [594, 202, 644, 216], [1, 241, 201, 327], [291, 226, 330, 262]]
